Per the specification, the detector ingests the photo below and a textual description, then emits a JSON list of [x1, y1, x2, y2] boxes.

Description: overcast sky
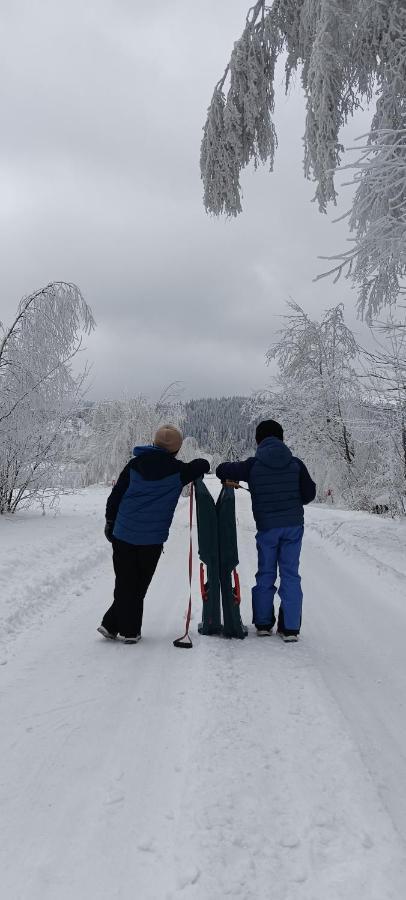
[[0, 0, 372, 401]]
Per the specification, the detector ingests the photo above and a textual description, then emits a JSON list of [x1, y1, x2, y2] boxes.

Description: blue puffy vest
[[113, 448, 183, 545], [248, 437, 304, 531]]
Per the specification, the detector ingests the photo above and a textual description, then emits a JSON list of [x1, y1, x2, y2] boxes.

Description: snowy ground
[[1, 479, 406, 899]]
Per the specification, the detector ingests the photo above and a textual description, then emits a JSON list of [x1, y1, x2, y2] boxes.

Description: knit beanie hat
[[154, 424, 183, 455], [255, 419, 284, 445]]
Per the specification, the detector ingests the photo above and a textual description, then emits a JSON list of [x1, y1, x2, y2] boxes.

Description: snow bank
[[0, 486, 108, 663], [305, 504, 406, 581]]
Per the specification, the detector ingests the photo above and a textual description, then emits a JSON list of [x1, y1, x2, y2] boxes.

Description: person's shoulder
[[135, 450, 181, 480]]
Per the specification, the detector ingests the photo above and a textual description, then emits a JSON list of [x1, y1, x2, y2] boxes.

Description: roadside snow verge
[[0, 486, 109, 662], [305, 505, 406, 581]]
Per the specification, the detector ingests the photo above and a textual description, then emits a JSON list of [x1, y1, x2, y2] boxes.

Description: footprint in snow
[[279, 834, 301, 849], [104, 794, 125, 807], [176, 866, 201, 890], [290, 868, 308, 884], [138, 838, 155, 853]]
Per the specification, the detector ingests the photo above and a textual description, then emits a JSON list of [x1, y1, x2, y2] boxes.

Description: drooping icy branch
[[201, 0, 406, 319], [201, 1, 280, 217]]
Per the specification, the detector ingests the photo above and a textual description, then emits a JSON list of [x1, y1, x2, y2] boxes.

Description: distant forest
[[182, 396, 256, 456]]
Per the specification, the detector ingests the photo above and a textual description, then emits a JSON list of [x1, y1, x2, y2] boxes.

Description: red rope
[[233, 569, 241, 605], [173, 483, 194, 648], [200, 563, 208, 601]]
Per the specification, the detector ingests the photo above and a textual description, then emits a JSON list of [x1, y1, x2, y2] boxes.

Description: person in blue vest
[[216, 420, 316, 642], [98, 425, 210, 644]]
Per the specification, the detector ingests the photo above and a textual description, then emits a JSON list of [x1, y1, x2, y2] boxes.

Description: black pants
[[102, 538, 163, 638]]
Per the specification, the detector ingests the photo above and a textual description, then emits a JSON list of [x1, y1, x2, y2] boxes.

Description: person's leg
[[118, 544, 163, 638], [101, 537, 132, 636], [277, 527, 304, 635], [252, 530, 279, 629]]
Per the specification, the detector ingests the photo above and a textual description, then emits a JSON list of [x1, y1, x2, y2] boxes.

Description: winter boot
[[97, 625, 117, 640], [256, 626, 273, 636], [278, 631, 299, 643], [277, 609, 299, 642], [118, 634, 141, 644]]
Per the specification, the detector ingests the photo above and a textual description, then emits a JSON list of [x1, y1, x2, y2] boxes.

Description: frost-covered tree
[[0, 282, 94, 513], [206, 425, 242, 472], [251, 300, 406, 512], [266, 302, 359, 469], [83, 385, 184, 485], [359, 315, 406, 512], [178, 435, 204, 464], [83, 396, 156, 485], [250, 301, 366, 503], [182, 397, 254, 456], [201, 1, 406, 317], [178, 435, 208, 496]]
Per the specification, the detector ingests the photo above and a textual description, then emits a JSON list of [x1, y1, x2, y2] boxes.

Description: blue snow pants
[[252, 526, 304, 633]]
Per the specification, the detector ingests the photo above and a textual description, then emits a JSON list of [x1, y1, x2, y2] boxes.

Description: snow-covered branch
[[202, 0, 406, 317]]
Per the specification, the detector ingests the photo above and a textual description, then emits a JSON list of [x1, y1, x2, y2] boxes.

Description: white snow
[[1, 478, 406, 899]]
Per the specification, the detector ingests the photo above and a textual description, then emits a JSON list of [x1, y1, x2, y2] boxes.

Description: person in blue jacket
[[98, 425, 210, 643], [216, 420, 316, 642]]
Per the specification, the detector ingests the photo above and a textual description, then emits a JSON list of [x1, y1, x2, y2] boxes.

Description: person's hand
[[224, 480, 249, 492], [104, 520, 114, 542]]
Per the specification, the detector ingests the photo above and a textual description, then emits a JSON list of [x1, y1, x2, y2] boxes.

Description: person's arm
[[105, 462, 131, 539], [216, 458, 255, 484], [298, 460, 316, 504], [179, 458, 210, 486]]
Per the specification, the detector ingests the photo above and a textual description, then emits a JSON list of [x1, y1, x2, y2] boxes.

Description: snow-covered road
[[1, 482, 405, 899]]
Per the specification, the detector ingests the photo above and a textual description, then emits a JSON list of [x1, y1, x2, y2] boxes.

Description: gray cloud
[[0, 0, 372, 400]]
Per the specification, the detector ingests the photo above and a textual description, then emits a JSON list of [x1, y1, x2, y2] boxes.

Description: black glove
[[104, 520, 114, 542]]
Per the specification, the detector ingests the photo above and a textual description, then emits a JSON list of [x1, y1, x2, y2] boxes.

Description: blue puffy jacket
[[216, 437, 316, 531], [106, 446, 210, 546]]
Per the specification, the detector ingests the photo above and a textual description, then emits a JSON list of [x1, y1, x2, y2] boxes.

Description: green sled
[[216, 486, 248, 639], [195, 478, 222, 635], [195, 479, 247, 639]]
